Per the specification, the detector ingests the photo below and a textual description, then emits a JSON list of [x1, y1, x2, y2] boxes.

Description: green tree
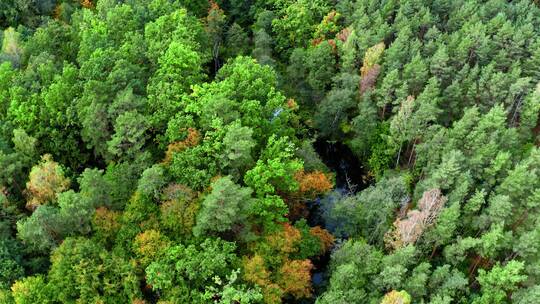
[[219, 122, 256, 178], [146, 238, 239, 303], [11, 275, 52, 304], [137, 165, 167, 200], [324, 175, 408, 244], [47, 237, 141, 303], [245, 135, 302, 197], [0, 239, 24, 290], [1, 27, 22, 67], [472, 261, 527, 304], [147, 41, 204, 129], [144, 8, 209, 66], [193, 176, 254, 237], [252, 11, 276, 67], [0, 129, 37, 198], [78, 168, 112, 209], [107, 111, 149, 161], [224, 23, 250, 59], [17, 205, 63, 253], [271, 0, 331, 52], [24, 154, 70, 211]]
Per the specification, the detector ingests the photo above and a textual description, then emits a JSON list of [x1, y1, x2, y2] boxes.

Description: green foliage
[[17, 205, 63, 253], [146, 238, 240, 303], [292, 219, 324, 259], [17, 187, 100, 254], [317, 239, 384, 303], [271, 0, 332, 52], [47, 237, 141, 303], [159, 197, 198, 240], [144, 8, 209, 65], [193, 176, 254, 237], [107, 111, 149, 161], [4, 1, 540, 303], [147, 41, 204, 129], [78, 168, 112, 208], [220, 122, 257, 178], [1, 27, 22, 67], [104, 154, 152, 209], [295, 140, 328, 172], [11, 275, 51, 304], [224, 23, 250, 59], [0, 239, 24, 290], [324, 174, 408, 243], [367, 122, 398, 179], [245, 135, 302, 197], [137, 164, 167, 200], [115, 192, 159, 253], [252, 12, 276, 67], [314, 74, 358, 138], [204, 269, 264, 304], [0, 129, 37, 199], [244, 135, 302, 229], [473, 261, 527, 304]]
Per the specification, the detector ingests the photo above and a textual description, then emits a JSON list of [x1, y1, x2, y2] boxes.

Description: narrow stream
[[298, 138, 369, 303], [313, 139, 367, 194]]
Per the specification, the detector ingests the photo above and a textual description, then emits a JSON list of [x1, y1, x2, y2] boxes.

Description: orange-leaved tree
[[25, 154, 70, 211]]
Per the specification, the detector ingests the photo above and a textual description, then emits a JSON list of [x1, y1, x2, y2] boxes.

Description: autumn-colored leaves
[[25, 154, 70, 211], [243, 222, 334, 303], [294, 170, 333, 199], [360, 42, 385, 95], [385, 189, 447, 250], [163, 128, 201, 164]]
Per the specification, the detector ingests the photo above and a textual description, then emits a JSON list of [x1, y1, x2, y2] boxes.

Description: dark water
[[313, 139, 366, 194], [297, 138, 369, 303]]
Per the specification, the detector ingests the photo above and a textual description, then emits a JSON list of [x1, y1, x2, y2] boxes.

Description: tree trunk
[[395, 144, 402, 168]]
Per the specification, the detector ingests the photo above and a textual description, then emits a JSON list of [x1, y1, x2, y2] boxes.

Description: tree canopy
[[2, 0, 540, 303]]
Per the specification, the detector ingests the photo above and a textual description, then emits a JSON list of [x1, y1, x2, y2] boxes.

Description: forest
[[2, 0, 540, 303]]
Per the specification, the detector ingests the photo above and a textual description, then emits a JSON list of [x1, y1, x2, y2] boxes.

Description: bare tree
[[386, 189, 447, 250]]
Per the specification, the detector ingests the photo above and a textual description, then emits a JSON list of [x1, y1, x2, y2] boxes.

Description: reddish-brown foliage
[[163, 128, 201, 164], [206, 0, 225, 38], [266, 223, 302, 255], [25, 154, 70, 211], [208, 0, 223, 15], [385, 189, 447, 250], [360, 64, 381, 95], [336, 27, 352, 42], [311, 37, 323, 47], [81, 0, 94, 9], [277, 259, 313, 299], [161, 183, 196, 202], [327, 39, 337, 52], [243, 254, 271, 287], [359, 42, 385, 95], [310, 226, 335, 254], [243, 254, 286, 303], [311, 38, 337, 53], [294, 170, 333, 199], [286, 98, 299, 110], [286, 201, 309, 222]]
